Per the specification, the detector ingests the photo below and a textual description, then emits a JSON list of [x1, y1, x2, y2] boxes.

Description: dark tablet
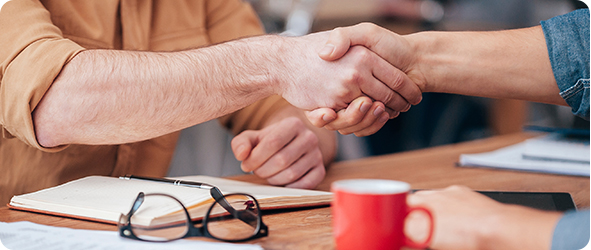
[[478, 191, 576, 212]]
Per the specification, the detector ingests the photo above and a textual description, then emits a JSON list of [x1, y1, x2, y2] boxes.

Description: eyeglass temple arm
[[209, 188, 261, 228]]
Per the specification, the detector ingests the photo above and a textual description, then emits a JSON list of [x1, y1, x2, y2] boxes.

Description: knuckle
[[389, 72, 405, 90], [253, 169, 270, 179], [291, 117, 305, 129], [358, 22, 377, 31], [274, 154, 288, 168], [383, 92, 396, 108], [343, 68, 362, 84], [350, 46, 371, 61], [313, 150, 323, 163], [304, 130, 319, 147], [332, 27, 345, 36], [266, 135, 283, 149], [358, 22, 372, 29], [241, 161, 253, 172], [447, 185, 467, 191], [283, 169, 300, 183]]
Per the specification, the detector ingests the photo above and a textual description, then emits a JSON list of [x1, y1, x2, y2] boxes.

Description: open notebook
[[8, 175, 332, 226]]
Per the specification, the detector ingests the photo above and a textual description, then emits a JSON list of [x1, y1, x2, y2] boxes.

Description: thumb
[[318, 28, 351, 61], [318, 23, 379, 61], [231, 131, 257, 161]]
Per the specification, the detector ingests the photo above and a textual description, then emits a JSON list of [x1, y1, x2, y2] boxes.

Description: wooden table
[[1, 132, 589, 249]]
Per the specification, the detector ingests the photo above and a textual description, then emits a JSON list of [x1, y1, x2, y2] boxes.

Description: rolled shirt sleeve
[[0, 0, 84, 151], [541, 8, 590, 120], [542, 9, 591, 249], [551, 210, 590, 250]]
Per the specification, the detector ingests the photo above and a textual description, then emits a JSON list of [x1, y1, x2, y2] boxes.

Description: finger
[[230, 131, 258, 161], [342, 46, 415, 111], [337, 102, 389, 136], [333, 101, 383, 134], [285, 164, 326, 189], [266, 149, 323, 186], [352, 112, 390, 137], [318, 23, 384, 61], [241, 125, 299, 172], [253, 129, 318, 179], [361, 74, 411, 113], [371, 54, 423, 105], [324, 96, 373, 131], [305, 108, 337, 128], [385, 107, 401, 119]]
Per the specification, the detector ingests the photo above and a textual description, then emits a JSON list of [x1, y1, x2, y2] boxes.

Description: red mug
[[331, 179, 434, 250]]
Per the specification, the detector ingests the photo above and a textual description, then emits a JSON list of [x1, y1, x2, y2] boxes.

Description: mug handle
[[404, 206, 434, 249]]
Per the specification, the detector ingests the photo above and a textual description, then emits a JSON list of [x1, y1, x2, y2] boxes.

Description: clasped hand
[[302, 23, 427, 136]]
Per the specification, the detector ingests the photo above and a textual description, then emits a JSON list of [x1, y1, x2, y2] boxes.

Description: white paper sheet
[[0, 221, 262, 250], [459, 143, 590, 176]]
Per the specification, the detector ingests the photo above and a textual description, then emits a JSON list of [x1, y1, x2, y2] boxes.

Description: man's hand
[[406, 186, 562, 250], [231, 116, 326, 189], [277, 31, 422, 113]]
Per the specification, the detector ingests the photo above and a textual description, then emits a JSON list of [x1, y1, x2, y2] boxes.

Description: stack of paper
[[459, 133, 590, 176], [0, 221, 263, 250]]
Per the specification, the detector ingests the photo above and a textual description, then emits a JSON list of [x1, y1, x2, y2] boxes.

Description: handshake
[[276, 23, 427, 137]]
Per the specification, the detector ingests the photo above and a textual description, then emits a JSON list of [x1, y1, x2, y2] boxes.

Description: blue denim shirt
[[541, 8, 590, 120], [541, 8, 590, 250]]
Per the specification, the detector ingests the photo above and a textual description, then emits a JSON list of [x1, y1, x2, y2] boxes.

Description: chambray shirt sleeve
[[551, 210, 590, 250], [541, 9, 590, 120]]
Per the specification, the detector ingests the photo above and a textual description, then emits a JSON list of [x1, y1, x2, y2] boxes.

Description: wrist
[[195, 35, 283, 99], [260, 35, 294, 97], [480, 204, 561, 250], [402, 32, 435, 93]]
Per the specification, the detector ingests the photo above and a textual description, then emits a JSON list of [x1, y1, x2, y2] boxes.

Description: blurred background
[[167, 0, 588, 178]]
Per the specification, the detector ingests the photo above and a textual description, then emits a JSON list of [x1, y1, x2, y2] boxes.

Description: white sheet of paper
[[0, 221, 262, 250], [459, 143, 590, 176]]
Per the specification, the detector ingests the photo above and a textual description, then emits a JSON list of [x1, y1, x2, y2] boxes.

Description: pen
[[119, 175, 215, 190], [121, 175, 237, 215]]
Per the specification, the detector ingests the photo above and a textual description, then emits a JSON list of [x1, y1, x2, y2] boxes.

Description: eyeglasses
[[117, 187, 268, 243]]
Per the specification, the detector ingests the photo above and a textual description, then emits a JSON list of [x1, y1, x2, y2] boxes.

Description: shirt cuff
[[551, 209, 590, 250]]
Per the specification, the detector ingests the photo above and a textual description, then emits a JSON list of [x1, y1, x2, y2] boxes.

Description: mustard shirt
[[0, 0, 290, 204]]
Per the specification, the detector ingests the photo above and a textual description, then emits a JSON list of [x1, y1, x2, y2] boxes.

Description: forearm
[[34, 35, 283, 147], [406, 26, 566, 105], [262, 106, 337, 167], [481, 205, 561, 250]]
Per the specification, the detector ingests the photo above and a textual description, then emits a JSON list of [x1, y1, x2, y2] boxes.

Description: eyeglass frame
[[118, 190, 269, 243]]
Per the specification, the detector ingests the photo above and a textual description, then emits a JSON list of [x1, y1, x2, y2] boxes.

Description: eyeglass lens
[[129, 194, 190, 241]]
